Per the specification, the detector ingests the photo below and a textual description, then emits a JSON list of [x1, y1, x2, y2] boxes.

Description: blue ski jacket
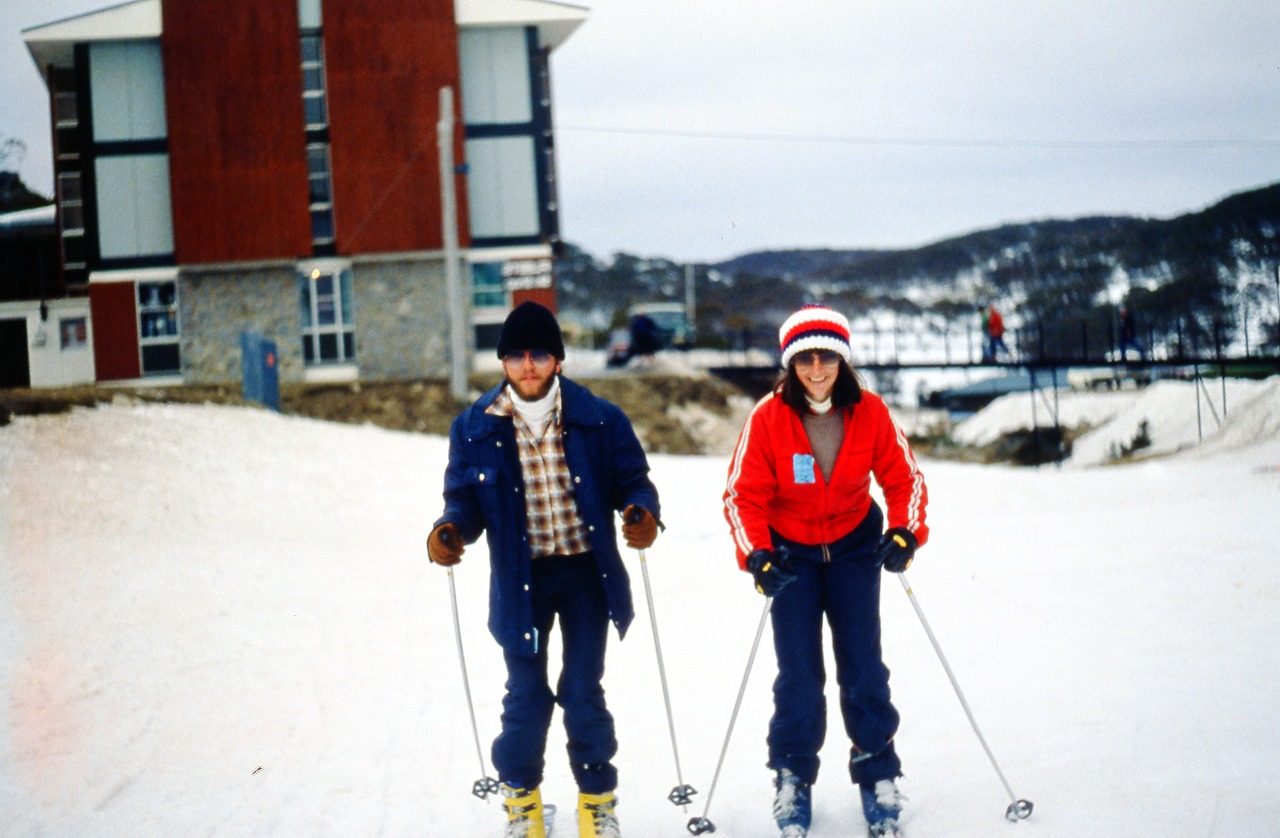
[[434, 376, 660, 657]]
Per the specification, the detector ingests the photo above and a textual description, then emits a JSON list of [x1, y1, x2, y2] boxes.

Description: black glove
[[746, 549, 797, 597], [876, 527, 918, 573]]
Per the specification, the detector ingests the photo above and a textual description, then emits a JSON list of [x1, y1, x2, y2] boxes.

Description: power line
[[556, 124, 1280, 150]]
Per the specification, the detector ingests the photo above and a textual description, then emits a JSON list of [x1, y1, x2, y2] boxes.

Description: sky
[[3, 0, 1280, 263], [2, 383, 1279, 836]]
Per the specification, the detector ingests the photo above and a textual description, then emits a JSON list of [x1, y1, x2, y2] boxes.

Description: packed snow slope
[[2, 399, 1279, 837]]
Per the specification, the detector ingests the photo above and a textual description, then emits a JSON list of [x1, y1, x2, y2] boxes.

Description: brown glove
[[621, 505, 658, 550], [427, 522, 465, 566]]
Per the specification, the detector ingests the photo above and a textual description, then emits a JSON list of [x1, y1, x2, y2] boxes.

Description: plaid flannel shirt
[[486, 384, 591, 558]]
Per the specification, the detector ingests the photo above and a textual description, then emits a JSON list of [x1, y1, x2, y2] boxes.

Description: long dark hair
[[777, 359, 863, 413]]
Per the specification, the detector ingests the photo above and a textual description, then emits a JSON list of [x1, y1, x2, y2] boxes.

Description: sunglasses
[[501, 350, 556, 366], [792, 350, 843, 368]]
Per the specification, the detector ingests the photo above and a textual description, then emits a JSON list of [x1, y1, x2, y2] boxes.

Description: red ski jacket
[[723, 390, 929, 568]]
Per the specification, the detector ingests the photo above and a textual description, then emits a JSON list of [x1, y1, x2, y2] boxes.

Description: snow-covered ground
[[2, 388, 1279, 837]]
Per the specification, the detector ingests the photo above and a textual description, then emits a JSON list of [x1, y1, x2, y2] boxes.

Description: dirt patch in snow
[[0, 373, 754, 456]]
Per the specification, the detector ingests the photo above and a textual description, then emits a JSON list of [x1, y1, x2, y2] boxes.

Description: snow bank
[[953, 375, 1280, 466]]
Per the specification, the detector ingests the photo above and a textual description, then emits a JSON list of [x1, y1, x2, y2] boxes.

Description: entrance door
[[0, 318, 32, 388]]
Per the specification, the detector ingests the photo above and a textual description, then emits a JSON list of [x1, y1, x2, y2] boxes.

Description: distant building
[[18, 0, 583, 386]]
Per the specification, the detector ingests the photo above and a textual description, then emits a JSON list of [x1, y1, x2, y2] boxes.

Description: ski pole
[[897, 571, 1033, 822], [634, 538, 697, 811], [687, 596, 773, 835], [446, 566, 500, 801]]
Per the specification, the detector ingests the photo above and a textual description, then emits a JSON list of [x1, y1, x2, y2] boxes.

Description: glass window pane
[[298, 274, 314, 326], [61, 203, 84, 232], [142, 343, 180, 374], [304, 94, 327, 127], [62, 234, 86, 265], [302, 335, 314, 362], [58, 172, 82, 202], [342, 332, 355, 360], [301, 36, 322, 64], [339, 269, 354, 326], [311, 208, 334, 242], [60, 318, 88, 349], [303, 66, 324, 92], [309, 173, 330, 205], [316, 294, 336, 325], [56, 92, 78, 123], [56, 127, 80, 157], [318, 333, 338, 361], [298, 0, 323, 30]]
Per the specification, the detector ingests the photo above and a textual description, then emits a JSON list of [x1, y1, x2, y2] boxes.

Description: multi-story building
[[20, 0, 585, 385]]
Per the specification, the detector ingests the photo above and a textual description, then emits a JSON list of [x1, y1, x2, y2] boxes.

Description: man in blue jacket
[[428, 301, 661, 838]]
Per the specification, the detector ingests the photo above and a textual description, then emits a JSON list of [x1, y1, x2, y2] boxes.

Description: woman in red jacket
[[723, 304, 928, 838]]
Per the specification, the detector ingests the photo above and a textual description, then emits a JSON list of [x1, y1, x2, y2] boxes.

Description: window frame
[[298, 263, 356, 366]]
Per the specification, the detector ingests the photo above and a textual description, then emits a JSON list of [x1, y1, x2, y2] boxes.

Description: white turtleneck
[[509, 375, 560, 439], [804, 395, 833, 415]]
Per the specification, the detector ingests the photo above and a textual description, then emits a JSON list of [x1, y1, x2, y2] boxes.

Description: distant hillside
[[556, 182, 1280, 359]]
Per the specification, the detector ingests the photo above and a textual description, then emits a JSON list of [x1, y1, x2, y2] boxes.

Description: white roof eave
[[22, 0, 161, 71], [455, 0, 589, 51]]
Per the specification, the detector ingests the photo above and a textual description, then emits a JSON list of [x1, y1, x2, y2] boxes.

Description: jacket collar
[[466, 375, 603, 438]]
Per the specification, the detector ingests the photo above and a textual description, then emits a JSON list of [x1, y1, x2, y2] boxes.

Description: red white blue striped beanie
[[779, 304, 853, 368]]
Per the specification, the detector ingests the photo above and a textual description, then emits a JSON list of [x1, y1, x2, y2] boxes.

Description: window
[[307, 143, 335, 245], [95, 154, 175, 259], [300, 35, 328, 132], [299, 266, 355, 364], [458, 28, 533, 125], [464, 136, 540, 238], [471, 262, 507, 308], [299, 30, 336, 250], [89, 41, 167, 142], [138, 281, 180, 374], [59, 172, 84, 233], [60, 317, 88, 350]]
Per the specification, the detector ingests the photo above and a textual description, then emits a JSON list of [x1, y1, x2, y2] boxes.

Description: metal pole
[[637, 546, 696, 810], [1194, 363, 1203, 442], [447, 568, 500, 800], [688, 598, 773, 835], [896, 573, 1033, 822], [685, 263, 697, 346], [438, 86, 469, 403]]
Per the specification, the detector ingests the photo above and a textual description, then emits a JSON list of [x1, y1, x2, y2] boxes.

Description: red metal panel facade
[[160, 0, 312, 264], [89, 282, 141, 381], [512, 286, 557, 314], [323, 0, 467, 255]]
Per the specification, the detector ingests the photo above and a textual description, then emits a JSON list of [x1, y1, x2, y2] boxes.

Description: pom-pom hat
[[779, 304, 853, 368]]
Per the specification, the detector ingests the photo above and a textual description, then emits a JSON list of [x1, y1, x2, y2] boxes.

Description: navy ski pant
[[491, 553, 618, 794], [767, 506, 902, 787]]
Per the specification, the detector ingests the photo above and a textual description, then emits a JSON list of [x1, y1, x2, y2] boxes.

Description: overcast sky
[[4, 0, 1279, 262]]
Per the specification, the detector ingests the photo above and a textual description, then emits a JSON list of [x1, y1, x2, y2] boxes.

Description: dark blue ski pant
[[767, 505, 902, 787], [491, 553, 618, 794]]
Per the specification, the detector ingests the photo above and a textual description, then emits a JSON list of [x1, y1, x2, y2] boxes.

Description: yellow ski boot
[[501, 784, 547, 838], [577, 790, 620, 837]]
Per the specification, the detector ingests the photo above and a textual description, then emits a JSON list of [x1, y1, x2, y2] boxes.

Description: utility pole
[[684, 263, 697, 345], [438, 86, 469, 402]]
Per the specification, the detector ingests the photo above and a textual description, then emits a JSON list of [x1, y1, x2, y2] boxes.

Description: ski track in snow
[[2, 387, 1279, 837]]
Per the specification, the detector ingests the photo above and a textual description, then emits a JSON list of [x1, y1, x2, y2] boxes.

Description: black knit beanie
[[496, 301, 565, 360]]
